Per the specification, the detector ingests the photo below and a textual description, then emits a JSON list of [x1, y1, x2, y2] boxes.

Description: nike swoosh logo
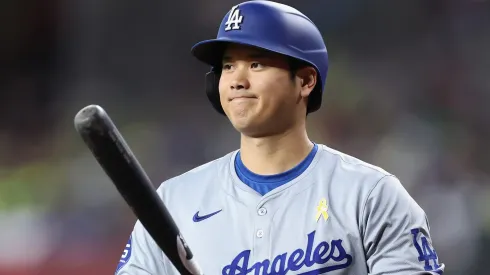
[[193, 209, 222, 222]]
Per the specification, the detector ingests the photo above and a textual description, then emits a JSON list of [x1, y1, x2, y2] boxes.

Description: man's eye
[[222, 64, 233, 70], [251, 62, 263, 69]]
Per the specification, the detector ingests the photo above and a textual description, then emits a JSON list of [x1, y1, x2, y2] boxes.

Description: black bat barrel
[[74, 105, 202, 275]]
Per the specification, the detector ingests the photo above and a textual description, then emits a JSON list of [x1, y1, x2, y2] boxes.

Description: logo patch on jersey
[[224, 5, 244, 31], [315, 198, 329, 222], [115, 235, 132, 274], [193, 209, 222, 222], [222, 230, 352, 275], [411, 228, 443, 273]]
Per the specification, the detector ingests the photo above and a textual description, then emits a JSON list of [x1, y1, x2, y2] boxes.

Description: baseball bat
[[74, 104, 203, 275]]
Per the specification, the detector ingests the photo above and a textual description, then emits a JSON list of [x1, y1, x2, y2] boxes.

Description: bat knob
[[74, 104, 109, 133]]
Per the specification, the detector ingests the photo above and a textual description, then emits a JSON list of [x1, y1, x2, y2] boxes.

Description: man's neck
[[239, 126, 314, 175]]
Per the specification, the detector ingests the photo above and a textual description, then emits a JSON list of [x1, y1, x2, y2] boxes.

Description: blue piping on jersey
[[235, 143, 318, 195]]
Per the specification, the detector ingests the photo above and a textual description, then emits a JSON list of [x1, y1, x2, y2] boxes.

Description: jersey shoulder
[[316, 144, 393, 188], [315, 144, 407, 217], [318, 144, 391, 175], [155, 150, 237, 198]]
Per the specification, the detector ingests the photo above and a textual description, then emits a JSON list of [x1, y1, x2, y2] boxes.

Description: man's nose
[[230, 68, 250, 90]]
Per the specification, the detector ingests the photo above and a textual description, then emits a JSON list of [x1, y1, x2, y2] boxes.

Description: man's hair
[[288, 58, 310, 80]]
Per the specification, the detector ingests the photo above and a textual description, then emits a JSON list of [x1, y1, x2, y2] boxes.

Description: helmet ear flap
[[205, 68, 226, 115]]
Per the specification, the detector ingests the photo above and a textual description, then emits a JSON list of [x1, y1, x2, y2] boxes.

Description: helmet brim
[[191, 37, 285, 68], [191, 39, 228, 67]]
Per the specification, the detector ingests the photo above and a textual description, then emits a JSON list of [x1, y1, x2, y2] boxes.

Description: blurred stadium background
[[1, 0, 489, 274]]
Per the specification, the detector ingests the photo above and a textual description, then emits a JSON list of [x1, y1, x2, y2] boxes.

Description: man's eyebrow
[[222, 53, 271, 62], [248, 53, 269, 59], [222, 55, 232, 62]]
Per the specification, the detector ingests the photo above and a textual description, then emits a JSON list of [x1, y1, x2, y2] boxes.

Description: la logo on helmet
[[224, 5, 244, 31]]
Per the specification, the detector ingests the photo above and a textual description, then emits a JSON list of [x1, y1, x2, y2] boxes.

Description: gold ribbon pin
[[315, 198, 329, 222]]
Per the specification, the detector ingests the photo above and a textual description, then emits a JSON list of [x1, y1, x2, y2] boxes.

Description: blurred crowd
[[0, 0, 489, 274]]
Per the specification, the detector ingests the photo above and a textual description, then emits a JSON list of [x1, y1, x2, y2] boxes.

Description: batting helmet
[[191, 0, 328, 115]]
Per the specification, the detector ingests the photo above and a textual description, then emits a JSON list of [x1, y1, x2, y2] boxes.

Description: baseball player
[[115, 1, 445, 274]]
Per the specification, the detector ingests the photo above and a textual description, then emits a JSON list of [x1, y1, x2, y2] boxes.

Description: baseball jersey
[[115, 144, 445, 275]]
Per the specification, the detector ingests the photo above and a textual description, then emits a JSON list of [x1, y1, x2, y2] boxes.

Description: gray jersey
[[115, 144, 445, 275]]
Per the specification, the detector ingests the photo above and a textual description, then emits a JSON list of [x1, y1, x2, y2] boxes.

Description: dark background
[[0, 0, 489, 274]]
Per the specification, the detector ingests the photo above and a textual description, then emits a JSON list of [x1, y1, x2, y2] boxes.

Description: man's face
[[218, 44, 307, 137]]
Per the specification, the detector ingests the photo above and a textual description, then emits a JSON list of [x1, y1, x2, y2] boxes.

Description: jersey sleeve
[[361, 175, 445, 275], [114, 220, 168, 275]]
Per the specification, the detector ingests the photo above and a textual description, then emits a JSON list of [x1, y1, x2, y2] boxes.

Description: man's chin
[[230, 119, 255, 133], [230, 119, 261, 137], [232, 122, 278, 139]]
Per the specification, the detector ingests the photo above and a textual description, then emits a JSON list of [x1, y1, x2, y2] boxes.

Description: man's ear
[[297, 67, 317, 98]]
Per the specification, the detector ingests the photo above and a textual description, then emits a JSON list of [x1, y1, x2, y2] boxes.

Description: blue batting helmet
[[191, 0, 328, 115]]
